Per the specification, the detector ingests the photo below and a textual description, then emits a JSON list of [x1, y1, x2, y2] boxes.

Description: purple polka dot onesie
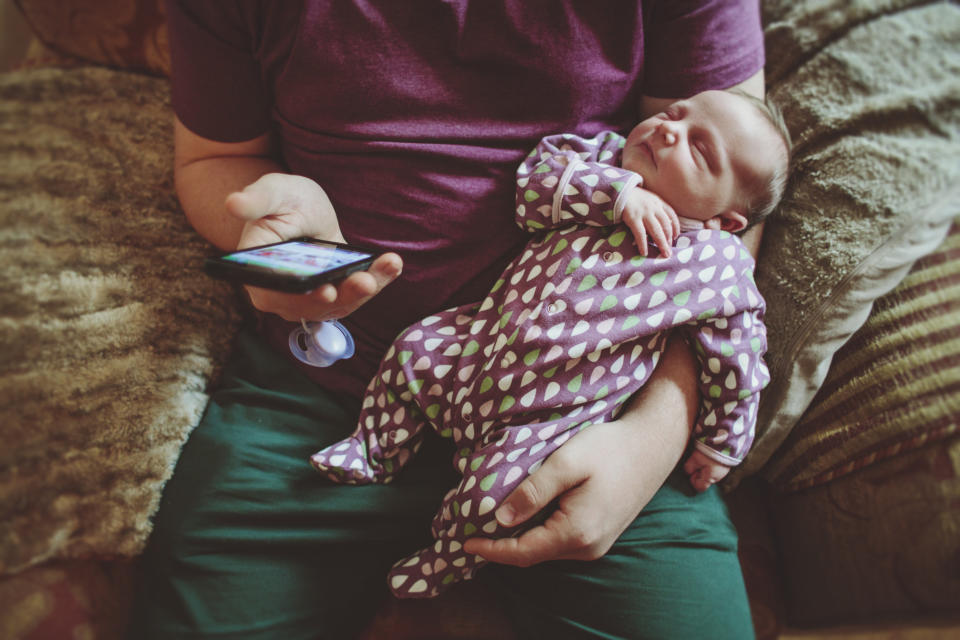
[[310, 131, 770, 599]]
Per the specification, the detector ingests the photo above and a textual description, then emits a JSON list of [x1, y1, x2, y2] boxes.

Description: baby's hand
[[620, 186, 680, 258], [683, 450, 731, 492]]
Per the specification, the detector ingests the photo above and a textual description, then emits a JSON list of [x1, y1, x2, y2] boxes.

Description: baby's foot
[[310, 437, 382, 484], [386, 540, 484, 599], [311, 435, 423, 484]]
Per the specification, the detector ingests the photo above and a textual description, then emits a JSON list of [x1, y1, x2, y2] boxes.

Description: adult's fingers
[[463, 509, 583, 567], [462, 446, 587, 566], [245, 252, 403, 322], [225, 173, 313, 222], [225, 173, 345, 249], [331, 253, 404, 315], [224, 184, 275, 223]]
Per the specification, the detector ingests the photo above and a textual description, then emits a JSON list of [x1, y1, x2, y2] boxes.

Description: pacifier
[[289, 319, 355, 367]]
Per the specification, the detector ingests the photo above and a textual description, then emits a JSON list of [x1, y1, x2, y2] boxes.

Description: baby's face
[[622, 90, 780, 221]]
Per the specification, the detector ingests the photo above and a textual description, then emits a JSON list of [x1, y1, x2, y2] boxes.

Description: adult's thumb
[[224, 181, 277, 222]]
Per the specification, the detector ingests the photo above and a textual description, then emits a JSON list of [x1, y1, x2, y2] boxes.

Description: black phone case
[[204, 238, 380, 293]]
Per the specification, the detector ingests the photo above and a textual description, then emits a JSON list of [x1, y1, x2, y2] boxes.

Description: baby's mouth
[[641, 141, 657, 168]]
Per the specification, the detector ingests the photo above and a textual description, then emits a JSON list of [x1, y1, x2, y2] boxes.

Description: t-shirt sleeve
[[642, 0, 765, 98], [164, 0, 271, 142]]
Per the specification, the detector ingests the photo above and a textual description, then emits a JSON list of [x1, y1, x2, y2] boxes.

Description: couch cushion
[[765, 221, 960, 490], [733, 0, 960, 482]]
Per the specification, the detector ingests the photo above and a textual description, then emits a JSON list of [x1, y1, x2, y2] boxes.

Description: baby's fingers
[[624, 215, 649, 257], [656, 206, 681, 257], [666, 207, 681, 240], [648, 220, 673, 258]]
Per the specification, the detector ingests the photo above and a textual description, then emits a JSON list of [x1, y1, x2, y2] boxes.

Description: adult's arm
[[173, 118, 402, 321], [165, 0, 399, 322], [463, 337, 698, 565], [173, 118, 278, 250], [464, 69, 766, 567]]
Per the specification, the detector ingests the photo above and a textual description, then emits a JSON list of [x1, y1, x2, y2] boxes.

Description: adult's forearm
[[172, 118, 281, 251], [175, 155, 282, 251], [617, 336, 699, 497]]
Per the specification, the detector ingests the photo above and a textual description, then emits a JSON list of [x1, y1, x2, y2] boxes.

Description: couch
[[1, 1, 958, 638]]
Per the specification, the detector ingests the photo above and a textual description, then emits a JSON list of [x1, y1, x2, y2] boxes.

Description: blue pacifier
[[289, 319, 355, 367]]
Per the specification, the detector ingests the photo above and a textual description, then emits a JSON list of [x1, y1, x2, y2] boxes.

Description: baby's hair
[[730, 90, 792, 230]]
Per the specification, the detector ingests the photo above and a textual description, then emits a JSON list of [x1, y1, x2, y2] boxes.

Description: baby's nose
[[659, 122, 679, 145]]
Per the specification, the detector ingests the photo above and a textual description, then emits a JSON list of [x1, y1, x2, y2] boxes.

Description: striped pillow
[[763, 221, 960, 491]]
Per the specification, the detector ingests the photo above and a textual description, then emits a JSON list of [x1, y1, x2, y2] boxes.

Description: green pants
[[129, 326, 754, 639]]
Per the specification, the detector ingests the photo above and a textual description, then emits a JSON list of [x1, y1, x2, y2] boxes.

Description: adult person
[[131, 2, 767, 638]]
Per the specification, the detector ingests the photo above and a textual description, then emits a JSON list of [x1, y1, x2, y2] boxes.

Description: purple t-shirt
[[166, 0, 764, 399]]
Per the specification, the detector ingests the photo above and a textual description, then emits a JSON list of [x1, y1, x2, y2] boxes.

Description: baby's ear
[[705, 210, 748, 233]]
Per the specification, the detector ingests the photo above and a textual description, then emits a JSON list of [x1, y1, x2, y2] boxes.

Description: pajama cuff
[[694, 440, 742, 467], [551, 152, 583, 225], [612, 173, 644, 222]]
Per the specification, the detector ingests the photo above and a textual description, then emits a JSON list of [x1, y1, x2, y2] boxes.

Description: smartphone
[[204, 238, 383, 293]]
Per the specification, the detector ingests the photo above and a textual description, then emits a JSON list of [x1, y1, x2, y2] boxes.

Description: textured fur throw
[[0, 67, 241, 574]]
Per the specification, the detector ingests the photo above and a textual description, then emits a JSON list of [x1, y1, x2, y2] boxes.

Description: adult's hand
[[225, 173, 403, 322], [462, 421, 658, 565]]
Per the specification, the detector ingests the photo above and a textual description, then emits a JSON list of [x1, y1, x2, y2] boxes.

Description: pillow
[[763, 221, 960, 490], [0, 66, 240, 574], [14, 0, 169, 76], [733, 0, 960, 482]]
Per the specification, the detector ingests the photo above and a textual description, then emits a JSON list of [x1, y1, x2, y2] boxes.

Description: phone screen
[[205, 238, 381, 292], [221, 241, 372, 276]]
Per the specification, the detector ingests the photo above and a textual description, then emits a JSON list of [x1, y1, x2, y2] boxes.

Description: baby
[[311, 89, 792, 598]]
